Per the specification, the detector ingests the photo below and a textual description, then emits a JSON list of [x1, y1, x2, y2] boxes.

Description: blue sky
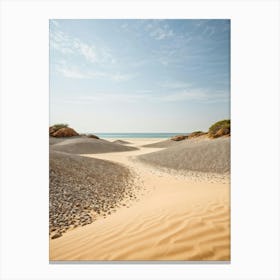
[[50, 19, 230, 133]]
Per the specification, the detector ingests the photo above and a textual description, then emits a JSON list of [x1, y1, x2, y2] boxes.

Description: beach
[[49, 137, 230, 261]]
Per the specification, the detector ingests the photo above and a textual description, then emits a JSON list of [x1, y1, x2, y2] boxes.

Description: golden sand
[[50, 138, 230, 261]]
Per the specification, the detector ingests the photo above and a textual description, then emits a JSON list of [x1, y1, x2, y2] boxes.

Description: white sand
[[50, 138, 230, 261]]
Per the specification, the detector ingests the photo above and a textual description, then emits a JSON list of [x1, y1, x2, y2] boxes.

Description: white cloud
[[161, 89, 229, 103], [121, 23, 128, 29], [161, 90, 208, 102], [57, 67, 88, 79], [160, 81, 191, 89], [194, 20, 211, 28], [202, 25, 216, 38], [50, 29, 74, 54], [136, 89, 153, 94], [50, 20, 60, 27], [111, 73, 134, 82], [50, 29, 96, 63], [193, 20, 217, 39], [50, 24, 114, 65], [63, 88, 228, 105], [146, 20, 174, 40], [54, 61, 86, 79], [130, 59, 150, 68], [73, 40, 96, 63], [61, 92, 148, 105], [55, 61, 135, 82], [99, 47, 116, 64], [150, 28, 173, 40]]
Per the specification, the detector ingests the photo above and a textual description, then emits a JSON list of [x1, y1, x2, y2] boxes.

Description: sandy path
[[50, 139, 230, 261]]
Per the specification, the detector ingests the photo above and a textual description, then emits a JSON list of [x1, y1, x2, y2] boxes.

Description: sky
[[49, 19, 230, 133]]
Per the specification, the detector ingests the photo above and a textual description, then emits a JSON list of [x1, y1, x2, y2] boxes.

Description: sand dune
[[49, 136, 78, 145], [142, 139, 182, 148], [141, 134, 209, 148], [138, 137, 230, 174], [112, 139, 132, 145], [50, 138, 230, 261], [50, 137, 138, 154], [49, 150, 135, 239]]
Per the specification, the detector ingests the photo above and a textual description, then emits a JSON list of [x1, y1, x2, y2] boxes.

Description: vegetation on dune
[[171, 135, 188, 141], [49, 124, 68, 135], [208, 119, 230, 138], [171, 131, 207, 141], [49, 123, 79, 137], [51, 123, 69, 131], [188, 131, 207, 138], [86, 134, 100, 139]]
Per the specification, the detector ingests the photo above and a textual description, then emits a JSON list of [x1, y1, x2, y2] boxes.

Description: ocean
[[94, 133, 189, 139]]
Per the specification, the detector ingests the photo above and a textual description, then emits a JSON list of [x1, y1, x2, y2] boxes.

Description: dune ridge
[[50, 137, 138, 154], [112, 139, 132, 145], [138, 137, 230, 174]]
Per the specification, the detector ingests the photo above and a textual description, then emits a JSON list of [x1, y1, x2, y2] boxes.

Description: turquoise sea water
[[94, 133, 189, 139]]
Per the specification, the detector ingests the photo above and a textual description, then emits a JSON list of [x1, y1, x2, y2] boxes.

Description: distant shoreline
[[91, 132, 189, 139]]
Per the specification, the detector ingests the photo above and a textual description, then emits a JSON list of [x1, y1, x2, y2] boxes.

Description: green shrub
[[208, 119, 230, 138], [49, 123, 69, 136], [52, 123, 68, 130], [171, 135, 188, 141], [188, 131, 207, 138]]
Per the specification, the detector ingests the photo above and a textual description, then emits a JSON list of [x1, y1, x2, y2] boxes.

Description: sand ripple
[[50, 139, 230, 261]]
